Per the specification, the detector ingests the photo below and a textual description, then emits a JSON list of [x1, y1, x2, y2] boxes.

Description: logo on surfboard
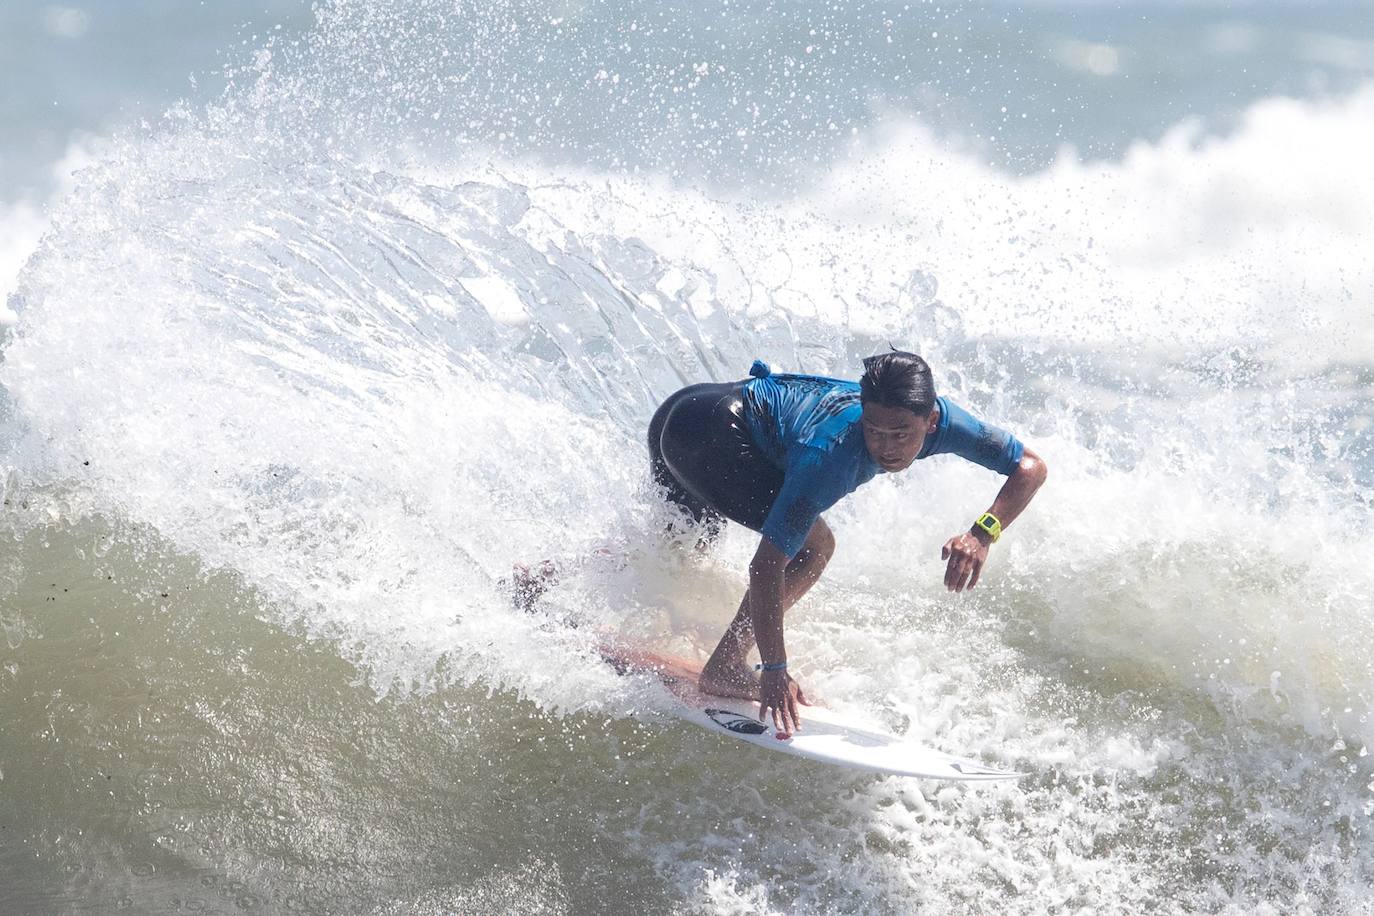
[[950, 761, 1014, 776], [705, 708, 769, 735]]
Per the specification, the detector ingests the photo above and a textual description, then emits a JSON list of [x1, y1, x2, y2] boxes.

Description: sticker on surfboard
[[705, 708, 770, 735]]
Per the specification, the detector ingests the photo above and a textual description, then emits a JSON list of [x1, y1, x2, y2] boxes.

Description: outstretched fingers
[[758, 677, 805, 737], [968, 557, 984, 590], [941, 537, 986, 592]]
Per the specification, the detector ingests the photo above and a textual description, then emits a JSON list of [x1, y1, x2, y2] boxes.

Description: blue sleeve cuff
[[926, 397, 1025, 476], [759, 473, 823, 560]]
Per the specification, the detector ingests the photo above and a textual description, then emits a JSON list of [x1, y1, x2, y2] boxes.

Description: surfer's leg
[[507, 382, 753, 612], [698, 518, 835, 700]]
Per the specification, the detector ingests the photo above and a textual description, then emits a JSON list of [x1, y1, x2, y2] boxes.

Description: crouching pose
[[647, 352, 1046, 735]]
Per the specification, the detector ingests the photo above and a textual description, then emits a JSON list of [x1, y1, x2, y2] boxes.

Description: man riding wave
[[644, 351, 1047, 736]]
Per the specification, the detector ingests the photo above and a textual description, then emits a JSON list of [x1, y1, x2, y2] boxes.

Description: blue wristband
[[755, 661, 788, 672]]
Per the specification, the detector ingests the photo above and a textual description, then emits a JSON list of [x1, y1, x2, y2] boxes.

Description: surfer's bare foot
[[503, 560, 558, 612], [698, 659, 760, 701]]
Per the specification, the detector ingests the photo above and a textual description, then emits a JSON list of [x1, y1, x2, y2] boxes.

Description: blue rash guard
[[740, 360, 1025, 558]]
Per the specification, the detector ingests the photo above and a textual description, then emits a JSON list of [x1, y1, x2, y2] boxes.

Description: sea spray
[[2, 0, 1372, 910]]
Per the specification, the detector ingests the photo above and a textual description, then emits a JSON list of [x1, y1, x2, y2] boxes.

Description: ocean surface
[[3, 1, 1374, 912]]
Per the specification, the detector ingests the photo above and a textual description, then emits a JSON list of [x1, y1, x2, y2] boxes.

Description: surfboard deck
[[601, 644, 1024, 781]]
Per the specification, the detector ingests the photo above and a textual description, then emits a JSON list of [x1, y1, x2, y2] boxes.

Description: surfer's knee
[[797, 520, 835, 569]]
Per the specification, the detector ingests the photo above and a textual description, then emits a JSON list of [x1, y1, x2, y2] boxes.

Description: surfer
[[645, 352, 1046, 736]]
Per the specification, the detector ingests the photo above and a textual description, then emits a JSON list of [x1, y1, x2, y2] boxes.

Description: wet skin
[[700, 400, 1048, 737]]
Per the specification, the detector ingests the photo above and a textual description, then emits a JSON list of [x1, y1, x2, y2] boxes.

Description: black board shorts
[[647, 381, 783, 539]]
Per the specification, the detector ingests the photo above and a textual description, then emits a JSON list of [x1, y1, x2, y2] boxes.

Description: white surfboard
[[602, 645, 1024, 781]]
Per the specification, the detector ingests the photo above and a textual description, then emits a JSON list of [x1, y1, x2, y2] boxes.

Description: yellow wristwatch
[[973, 512, 1002, 543]]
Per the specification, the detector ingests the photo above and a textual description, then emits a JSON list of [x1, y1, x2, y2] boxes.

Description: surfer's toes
[[504, 560, 559, 612]]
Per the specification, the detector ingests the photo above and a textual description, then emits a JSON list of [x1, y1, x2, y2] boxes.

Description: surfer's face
[[861, 402, 937, 472]]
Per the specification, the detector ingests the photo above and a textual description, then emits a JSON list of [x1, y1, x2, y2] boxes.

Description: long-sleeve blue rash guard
[[741, 360, 1025, 559]]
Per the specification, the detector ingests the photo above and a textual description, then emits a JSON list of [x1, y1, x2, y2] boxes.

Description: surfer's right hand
[[759, 670, 810, 738]]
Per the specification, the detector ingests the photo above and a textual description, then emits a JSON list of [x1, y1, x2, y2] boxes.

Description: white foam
[[494, 84, 1374, 755], [517, 83, 1374, 371], [810, 84, 1374, 367], [2, 135, 110, 318], [458, 275, 529, 325], [3, 78, 1373, 913], [0, 202, 46, 321]]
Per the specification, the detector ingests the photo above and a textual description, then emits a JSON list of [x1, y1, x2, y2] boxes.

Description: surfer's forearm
[[980, 447, 1047, 535], [748, 550, 788, 665]]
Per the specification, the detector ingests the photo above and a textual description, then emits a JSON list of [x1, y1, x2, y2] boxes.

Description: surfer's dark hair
[[860, 350, 936, 416]]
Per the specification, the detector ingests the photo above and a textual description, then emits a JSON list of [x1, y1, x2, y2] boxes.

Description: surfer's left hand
[[759, 670, 811, 738], [941, 531, 989, 592]]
